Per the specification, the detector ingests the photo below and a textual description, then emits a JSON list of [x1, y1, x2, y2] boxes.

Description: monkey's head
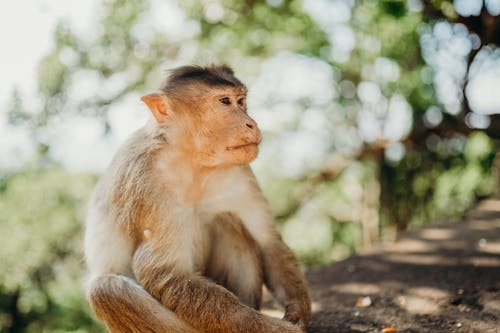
[[141, 65, 262, 168]]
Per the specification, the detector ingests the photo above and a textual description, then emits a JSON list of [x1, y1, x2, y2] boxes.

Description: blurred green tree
[[0, 167, 102, 332]]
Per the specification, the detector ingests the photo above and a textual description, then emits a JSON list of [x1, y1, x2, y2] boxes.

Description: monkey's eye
[[237, 97, 245, 107], [219, 97, 231, 105]]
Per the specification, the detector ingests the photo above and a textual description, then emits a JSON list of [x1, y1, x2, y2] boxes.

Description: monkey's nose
[[244, 118, 260, 143], [245, 117, 258, 130]]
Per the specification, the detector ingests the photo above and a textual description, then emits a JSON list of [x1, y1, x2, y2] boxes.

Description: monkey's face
[[142, 86, 261, 168], [184, 88, 262, 167]]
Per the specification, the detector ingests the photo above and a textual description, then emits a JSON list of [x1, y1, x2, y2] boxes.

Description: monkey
[[84, 65, 311, 333]]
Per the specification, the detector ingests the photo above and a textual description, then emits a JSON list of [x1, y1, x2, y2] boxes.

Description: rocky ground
[[267, 199, 500, 333]]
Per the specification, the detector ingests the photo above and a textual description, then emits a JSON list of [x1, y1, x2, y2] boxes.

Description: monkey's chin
[[226, 144, 259, 165]]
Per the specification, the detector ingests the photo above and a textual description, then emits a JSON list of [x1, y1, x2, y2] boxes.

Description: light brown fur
[[84, 65, 311, 333]]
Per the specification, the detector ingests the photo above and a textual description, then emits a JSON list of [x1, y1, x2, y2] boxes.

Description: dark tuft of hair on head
[[161, 65, 245, 95]]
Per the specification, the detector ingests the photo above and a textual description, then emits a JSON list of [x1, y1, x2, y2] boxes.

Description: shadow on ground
[[305, 199, 500, 333]]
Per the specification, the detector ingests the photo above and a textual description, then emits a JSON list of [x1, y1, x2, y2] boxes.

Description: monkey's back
[[84, 124, 166, 282]]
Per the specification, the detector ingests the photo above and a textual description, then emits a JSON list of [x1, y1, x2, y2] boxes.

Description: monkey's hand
[[283, 302, 311, 331], [266, 316, 305, 333]]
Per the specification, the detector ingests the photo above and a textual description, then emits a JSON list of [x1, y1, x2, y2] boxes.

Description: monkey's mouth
[[226, 143, 259, 151]]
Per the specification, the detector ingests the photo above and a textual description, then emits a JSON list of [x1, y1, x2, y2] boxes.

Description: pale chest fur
[[154, 152, 268, 229], [147, 160, 273, 273]]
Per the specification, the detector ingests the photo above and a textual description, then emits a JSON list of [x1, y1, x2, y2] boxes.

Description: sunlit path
[[304, 199, 500, 332]]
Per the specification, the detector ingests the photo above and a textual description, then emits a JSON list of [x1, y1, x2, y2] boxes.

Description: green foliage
[[38, 52, 66, 98], [0, 167, 102, 333], [381, 132, 496, 230], [380, 0, 408, 18], [465, 132, 494, 162], [184, 0, 328, 59]]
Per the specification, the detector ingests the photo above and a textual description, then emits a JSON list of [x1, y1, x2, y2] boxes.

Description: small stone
[[356, 296, 372, 307]]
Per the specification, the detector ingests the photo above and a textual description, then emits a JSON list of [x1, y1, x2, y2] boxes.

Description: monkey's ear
[[141, 93, 171, 123]]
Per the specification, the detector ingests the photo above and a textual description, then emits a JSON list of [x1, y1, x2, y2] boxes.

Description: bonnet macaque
[[84, 65, 311, 333]]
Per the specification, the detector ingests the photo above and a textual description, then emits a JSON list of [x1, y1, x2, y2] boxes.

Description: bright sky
[[0, 0, 499, 173], [0, 0, 99, 107], [0, 0, 100, 171]]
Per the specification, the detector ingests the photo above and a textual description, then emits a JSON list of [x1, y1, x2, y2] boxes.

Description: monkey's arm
[[132, 240, 302, 333], [261, 233, 312, 329], [234, 168, 312, 328]]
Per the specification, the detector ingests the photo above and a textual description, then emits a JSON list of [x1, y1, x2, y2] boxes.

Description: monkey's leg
[[87, 274, 200, 333], [133, 245, 303, 333], [206, 212, 263, 309]]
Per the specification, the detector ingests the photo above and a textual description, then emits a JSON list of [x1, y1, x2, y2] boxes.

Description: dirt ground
[[268, 199, 500, 333]]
